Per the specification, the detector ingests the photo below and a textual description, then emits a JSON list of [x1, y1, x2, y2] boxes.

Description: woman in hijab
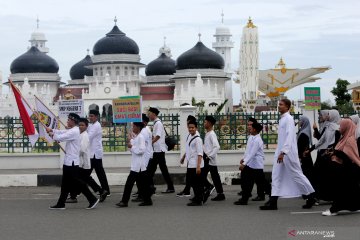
[[313, 110, 330, 140], [297, 116, 314, 185], [349, 114, 360, 155], [308, 109, 341, 202], [323, 119, 360, 216]]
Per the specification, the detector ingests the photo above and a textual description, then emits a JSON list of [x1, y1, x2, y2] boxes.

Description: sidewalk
[[0, 165, 273, 187]]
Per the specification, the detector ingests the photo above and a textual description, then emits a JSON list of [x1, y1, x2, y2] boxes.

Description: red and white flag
[[9, 81, 39, 147]]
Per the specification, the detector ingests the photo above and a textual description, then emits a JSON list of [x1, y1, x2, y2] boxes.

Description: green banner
[[304, 87, 321, 110]]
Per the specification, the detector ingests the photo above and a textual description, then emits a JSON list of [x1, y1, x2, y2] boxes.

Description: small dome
[[145, 53, 175, 76], [69, 54, 93, 80], [215, 25, 231, 35], [10, 46, 59, 74], [93, 25, 139, 55], [176, 41, 224, 70], [30, 31, 46, 41]]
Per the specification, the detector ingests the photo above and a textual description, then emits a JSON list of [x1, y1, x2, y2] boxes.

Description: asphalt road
[[0, 186, 359, 240]]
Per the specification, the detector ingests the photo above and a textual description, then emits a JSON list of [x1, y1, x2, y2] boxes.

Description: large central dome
[[10, 46, 59, 74], [93, 25, 139, 55], [176, 41, 224, 70]]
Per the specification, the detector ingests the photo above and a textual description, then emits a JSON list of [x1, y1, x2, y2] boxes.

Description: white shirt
[[152, 118, 167, 152], [243, 134, 264, 169], [141, 126, 153, 167], [87, 121, 103, 159], [130, 133, 146, 172], [53, 127, 80, 166], [204, 130, 220, 166], [79, 131, 91, 169], [185, 133, 204, 168]]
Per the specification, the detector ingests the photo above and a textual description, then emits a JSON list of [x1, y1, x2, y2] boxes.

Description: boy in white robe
[[260, 99, 315, 210]]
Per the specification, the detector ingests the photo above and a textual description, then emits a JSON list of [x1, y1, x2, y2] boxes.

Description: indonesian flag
[[10, 81, 39, 147]]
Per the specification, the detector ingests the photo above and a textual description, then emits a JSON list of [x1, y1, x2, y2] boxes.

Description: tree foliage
[[330, 78, 353, 113], [331, 78, 351, 106]]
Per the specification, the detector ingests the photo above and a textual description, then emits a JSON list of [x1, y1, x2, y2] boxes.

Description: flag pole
[[34, 94, 66, 127], [9, 79, 66, 153]]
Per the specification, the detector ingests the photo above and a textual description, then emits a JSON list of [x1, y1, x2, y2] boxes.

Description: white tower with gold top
[[239, 17, 259, 112]]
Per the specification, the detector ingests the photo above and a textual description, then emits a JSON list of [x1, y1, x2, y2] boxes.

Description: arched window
[[89, 104, 99, 111]]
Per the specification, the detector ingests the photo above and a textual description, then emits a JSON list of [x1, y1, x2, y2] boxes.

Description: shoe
[[189, 197, 195, 202], [115, 201, 128, 208], [131, 197, 144, 203], [203, 189, 211, 204], [211, 194, 225, 201], [259, 204, 278, 210], [187, 201, 203, 206], [302, 198, 316, 209], [207, 185, 216, 195], [176, 191, 191, 197], [86, 199, 100, 210], [65, 198, 78, 203], [252, 196, 265, 201], [322, 209, 338, 216], [49, 204, 65, 210], [99, 190, 109, 203], [139, 201, 153, 206], [234, 198, 248, 205], [162, 189, 175, 194]]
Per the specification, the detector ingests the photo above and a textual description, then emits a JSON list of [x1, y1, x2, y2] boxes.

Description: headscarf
[[319, 110, 330, 131], [297, 116, 312, 146], [349, 114, 360, 139], [327, 109, 340, 131], [315, 110, 340, 150], [335, 119, 360, 167]]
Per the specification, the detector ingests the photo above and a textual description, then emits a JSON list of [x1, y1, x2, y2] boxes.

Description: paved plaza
[[1, 185, 359, 240]]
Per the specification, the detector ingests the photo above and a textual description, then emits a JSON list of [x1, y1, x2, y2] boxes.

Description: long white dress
[[271, 112, 315, 198]]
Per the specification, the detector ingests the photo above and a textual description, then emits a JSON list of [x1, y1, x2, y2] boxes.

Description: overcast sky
[[1, 0, 360, 105]]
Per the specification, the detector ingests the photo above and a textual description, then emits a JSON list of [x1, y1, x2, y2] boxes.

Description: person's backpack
[[154, 120, 177, 151]]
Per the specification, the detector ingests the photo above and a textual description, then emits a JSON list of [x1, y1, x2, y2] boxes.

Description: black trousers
[[70, 168, 92, 199], [241, 166, 267, 199], [187, 168, 205, 203], [182, 168, 191, 194], [203, 157, 224, 194], [87, 157, 110, 194], [57, 165, 97, 206], [122, 171, 152, 204], [147, 152, 174, 190]]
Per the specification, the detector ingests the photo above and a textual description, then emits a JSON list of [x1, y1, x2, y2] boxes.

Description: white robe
[[271, 112, 315, 198]]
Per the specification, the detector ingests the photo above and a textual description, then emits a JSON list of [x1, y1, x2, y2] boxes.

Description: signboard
[[58, 99, 84, 118], [304, 87, 321, 110], [112, 96, 142, 123]]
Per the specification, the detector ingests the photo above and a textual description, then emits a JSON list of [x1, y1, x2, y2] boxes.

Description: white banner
[[35, 98, 60, 145], [58, 99, 84, 118]]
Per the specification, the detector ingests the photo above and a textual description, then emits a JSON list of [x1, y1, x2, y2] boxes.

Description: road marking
[[291, 211, 324, 214]]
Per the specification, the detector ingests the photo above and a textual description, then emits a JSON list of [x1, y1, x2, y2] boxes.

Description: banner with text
[[58, 99, 84, 118], [304, 87, 321, 110], [112, 96, 142, 123]]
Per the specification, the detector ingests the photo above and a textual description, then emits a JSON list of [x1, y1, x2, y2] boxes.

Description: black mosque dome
[[93, 25, 139, 55], [145, 53, 176, 76], [10, 46, 59, 74], [69, 54, 93, 80], [176, 41, 224, 70]]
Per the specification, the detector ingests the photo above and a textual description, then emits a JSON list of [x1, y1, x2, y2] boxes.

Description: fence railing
[[0, 112, 357, 153]]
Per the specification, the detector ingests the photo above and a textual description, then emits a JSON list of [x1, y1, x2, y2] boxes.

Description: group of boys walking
[[48, 99, 319, 211]]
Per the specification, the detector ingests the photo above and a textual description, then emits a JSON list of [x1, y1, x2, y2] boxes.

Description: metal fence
[[0, 112, 356, 153], [0, 114, 180, 153]]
